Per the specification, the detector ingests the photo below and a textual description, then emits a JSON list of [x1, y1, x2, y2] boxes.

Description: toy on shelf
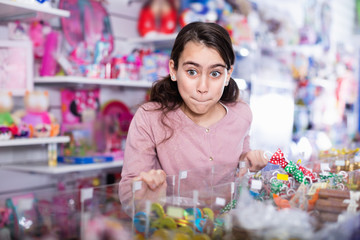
[[0, 92, 18, 140], [179, 0, 223, 27], [61, 88, 100, 124], [101, 100, 133, 154], [138, 0, 177, 37], [58, 0, 114, 77], [13, 91, 59, 138]]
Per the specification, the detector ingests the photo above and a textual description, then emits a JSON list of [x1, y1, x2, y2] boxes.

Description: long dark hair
[[146, 22, 239, 139]]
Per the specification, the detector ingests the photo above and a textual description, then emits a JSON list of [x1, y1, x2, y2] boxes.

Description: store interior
[[0, 0, 360, 239]]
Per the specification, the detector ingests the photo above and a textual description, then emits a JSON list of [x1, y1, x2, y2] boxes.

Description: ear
[[44, 91, 49, 96], [225, 66, 234, 86], [169, 59, 176, 82], [8, 92, 12, 96]]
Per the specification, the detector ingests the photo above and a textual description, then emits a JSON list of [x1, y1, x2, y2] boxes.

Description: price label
[[251, 179, 262, 190], [321, 163, 331, 171], [81, 188, 93, 202], [215, 197, 226, 206], [180, 170, 188, 179], [133, 181, 142, 192], [335, 160, 345, 166]]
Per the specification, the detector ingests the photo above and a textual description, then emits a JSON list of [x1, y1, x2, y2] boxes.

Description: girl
[[119, 21, 267, 208]]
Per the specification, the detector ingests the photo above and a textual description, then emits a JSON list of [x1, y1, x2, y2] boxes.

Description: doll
[[0, 92, 17, 140], [14, 91, 59, 138]]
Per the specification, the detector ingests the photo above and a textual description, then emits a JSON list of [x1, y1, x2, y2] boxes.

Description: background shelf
[[2, 160, 123, 174], [34, 76, 153, 88], [0, 0, 70, 21], [126, 33, 177, 44], [0, 136, 70, 147]]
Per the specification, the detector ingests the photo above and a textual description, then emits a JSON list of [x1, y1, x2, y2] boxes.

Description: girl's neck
[[181, 102, 226, 128]]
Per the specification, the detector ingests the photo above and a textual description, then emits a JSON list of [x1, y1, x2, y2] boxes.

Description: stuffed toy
[[14, 91, 59, 138], [0, 92, 17, 140], [137, 0, 177, 37], [179, 0, 223, 27]]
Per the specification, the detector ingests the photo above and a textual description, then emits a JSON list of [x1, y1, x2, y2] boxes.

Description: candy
[[269, 148, 284, 165], [298, 165, 316, 181], [270, 179, 285, 194], [220, 199, 237, 214], [284, 161, 297, 174], [134, 212, 147, 233], [293, 169, 309, 185], [202, 208, 214, 221], [151, 203, 165, 218]]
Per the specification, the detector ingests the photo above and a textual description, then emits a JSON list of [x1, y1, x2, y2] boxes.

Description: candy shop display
[[1, 147, 360, 239]]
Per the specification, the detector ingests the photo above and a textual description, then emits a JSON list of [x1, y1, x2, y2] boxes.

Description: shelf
[[126, 33, 177, 48], [34, 76, 153, 88], [0, 136, 70, 147], [2, 160, 123, 174], [127, 33, 177, 44], [0, 0, 70, 21]]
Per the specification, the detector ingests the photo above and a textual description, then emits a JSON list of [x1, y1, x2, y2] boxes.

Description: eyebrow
[[182, 61, 227, 69]]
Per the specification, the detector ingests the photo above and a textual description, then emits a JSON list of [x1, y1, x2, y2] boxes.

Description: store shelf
[[0, 136, 70, 147], [34, 76, 153, 88], [127, 33, 177, 44], [0, 0, 70, 21], [2, 160, 123, 174], [126, 33, 177, 48]]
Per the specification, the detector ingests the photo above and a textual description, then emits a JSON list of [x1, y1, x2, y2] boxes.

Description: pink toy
[[17, 91, 59, 138], [61, 88, 100, 124], [101, 100, 133, 153], [40, 31, 60, 76], [60, 0, 113, 54]]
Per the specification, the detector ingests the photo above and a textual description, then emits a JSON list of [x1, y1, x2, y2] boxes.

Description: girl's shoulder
[[226, 101, 251, 113], [224, 101, 252, 122], [139, 101, 161, 111]]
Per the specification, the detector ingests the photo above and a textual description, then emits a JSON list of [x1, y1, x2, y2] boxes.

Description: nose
[[197, 75, 209, 94]]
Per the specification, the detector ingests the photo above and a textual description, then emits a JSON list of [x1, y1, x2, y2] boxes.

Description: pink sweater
[[119, 101, 252, 206]]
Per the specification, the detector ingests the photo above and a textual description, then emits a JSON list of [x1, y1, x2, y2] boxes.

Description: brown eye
[[210, 71, 221, 78]]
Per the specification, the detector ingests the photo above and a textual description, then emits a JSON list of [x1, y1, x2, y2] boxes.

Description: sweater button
[[209, 157, 213, 161], [205, 128, 209, 133]]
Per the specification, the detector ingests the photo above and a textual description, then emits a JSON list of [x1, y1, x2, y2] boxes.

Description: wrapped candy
[[270, 179, 286, 195], [269, 149, 310, 185], [269, 149, 287, 168], [298, 166, 316, 182], [293, 169, 308, 184], [284, 161, 297, 175]]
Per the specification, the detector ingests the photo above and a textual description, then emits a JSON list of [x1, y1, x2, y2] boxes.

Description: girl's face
[[169, 41, 233, 120]]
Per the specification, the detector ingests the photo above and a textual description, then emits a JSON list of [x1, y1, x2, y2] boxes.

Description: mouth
[[192, 98, 209, 103]]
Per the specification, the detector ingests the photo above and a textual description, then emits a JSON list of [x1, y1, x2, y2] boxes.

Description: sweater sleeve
[[118, 106, 159, 210]]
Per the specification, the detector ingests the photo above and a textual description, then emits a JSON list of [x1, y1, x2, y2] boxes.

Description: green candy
[[270, 179, 285, 194], [284, 161, 297, 174]]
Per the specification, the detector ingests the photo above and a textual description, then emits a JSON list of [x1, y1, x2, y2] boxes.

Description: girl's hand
[[133, 169, 167, 190], [132, 169, 167, 207], [240, 150, 267, 172]]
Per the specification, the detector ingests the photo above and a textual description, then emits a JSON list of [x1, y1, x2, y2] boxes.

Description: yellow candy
[[151, 203, 165, 218], [192, 233, 211, 240], [202, 208, 214, 221], [176, 226, 194, 238], [156, 216, 177, 230], [174, 232, 191, 240], [152, 229, 171, 240]]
